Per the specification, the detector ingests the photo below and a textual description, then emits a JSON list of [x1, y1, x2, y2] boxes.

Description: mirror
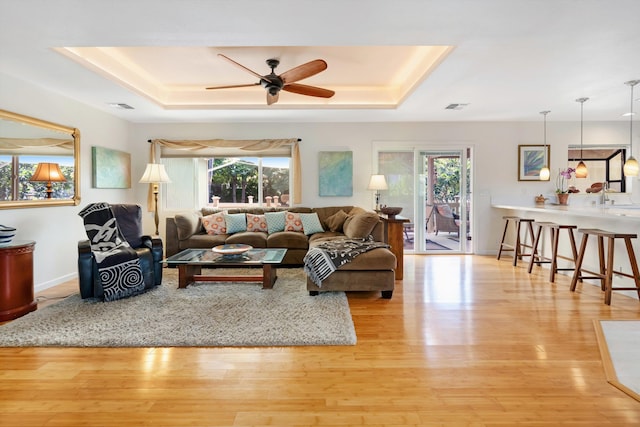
[[0, 109, 80, 209], [567, 145, 628, 193]]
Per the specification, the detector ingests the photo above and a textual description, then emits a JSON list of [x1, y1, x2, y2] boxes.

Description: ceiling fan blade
[[217, 54, 268, 80], [267, 92, 279, 105], [206, 83, 260, 90], [279, 59, 327, 84], [283, 83, 335, 98]]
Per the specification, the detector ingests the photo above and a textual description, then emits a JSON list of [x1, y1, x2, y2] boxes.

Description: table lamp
[[367, 174, 388, 211], [29, 162, 67, 199], [139, 163, 171, 235]]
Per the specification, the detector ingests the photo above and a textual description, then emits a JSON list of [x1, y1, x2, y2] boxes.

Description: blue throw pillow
[[265, 211, 286, 234], [224, 213, 247, 234], [300, 213, 325, 235]]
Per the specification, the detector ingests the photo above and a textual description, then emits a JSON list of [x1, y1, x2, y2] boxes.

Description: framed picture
[[518, 144, 550, 181], [91, 146, 132, 188], [318, 151, 353, 196]]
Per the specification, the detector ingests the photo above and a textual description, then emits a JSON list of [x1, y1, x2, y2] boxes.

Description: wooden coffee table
[[163, 248, 287, 289]]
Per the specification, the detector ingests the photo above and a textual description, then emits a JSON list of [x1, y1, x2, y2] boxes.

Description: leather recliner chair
[[78, 204, 163, 299]]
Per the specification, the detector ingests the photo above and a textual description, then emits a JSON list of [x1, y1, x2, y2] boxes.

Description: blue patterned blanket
[[78, 203, 145, 301]]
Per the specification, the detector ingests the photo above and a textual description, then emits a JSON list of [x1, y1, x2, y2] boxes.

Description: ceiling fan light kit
[[207, 54, 335, 105]]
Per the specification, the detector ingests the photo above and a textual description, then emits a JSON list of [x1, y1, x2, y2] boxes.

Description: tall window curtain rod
[[146, 138, 302, 205]]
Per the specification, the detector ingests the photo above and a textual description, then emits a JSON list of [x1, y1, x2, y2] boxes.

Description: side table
[[0, 240, 36, 321], [380, 215, 409, 280]]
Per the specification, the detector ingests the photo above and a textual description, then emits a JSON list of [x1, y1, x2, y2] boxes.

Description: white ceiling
[[1, 0, 640, 124]]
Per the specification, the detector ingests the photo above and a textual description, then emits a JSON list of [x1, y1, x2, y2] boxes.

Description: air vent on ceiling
[[445, 103, 469, 110], [108, 103, 134, 110]]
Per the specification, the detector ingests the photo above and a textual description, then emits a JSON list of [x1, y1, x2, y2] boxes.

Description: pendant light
[[575, 97, 589, 178], [539, 110, 551, 180], [623, 80, 640, 177]]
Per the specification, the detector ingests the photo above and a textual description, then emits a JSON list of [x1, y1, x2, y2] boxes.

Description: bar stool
[[570, 229, 640, 305], [527, 221, 557, 274], [549, 224, 579, 283], [497, 216, 536, 266]]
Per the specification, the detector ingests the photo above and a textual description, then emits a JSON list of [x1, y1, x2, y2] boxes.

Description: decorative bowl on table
[[379, 206, 403, 218], [0, 224, 16, 244], [212, 244, 253, 259]]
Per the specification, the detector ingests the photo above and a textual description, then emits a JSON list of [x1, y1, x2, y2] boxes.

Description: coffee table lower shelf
[[163, 248, 288, 290], [177, 264, 279, 289]]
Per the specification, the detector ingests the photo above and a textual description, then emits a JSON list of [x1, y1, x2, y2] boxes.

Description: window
[[0, 154, 74, 201], [207, 157, 290, 206]]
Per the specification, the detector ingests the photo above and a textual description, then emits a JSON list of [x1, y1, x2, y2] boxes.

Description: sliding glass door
[[377, 146, 472, 254]]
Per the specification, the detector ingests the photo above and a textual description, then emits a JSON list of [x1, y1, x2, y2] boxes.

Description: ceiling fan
[[206, 54, 335, 105]]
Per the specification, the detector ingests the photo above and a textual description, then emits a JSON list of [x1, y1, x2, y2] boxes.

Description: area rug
[[593, 320, 640, 401], [0, 268, 356, 347]]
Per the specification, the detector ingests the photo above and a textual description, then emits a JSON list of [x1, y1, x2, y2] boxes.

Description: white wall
[[0, 73, 146, 291], [3, 72, 636, 289], [132, 119, 635, 256]]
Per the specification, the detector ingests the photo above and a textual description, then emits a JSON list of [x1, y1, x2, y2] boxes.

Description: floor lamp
[[139, 163, 171, 235], [29, 162, 67, 199]]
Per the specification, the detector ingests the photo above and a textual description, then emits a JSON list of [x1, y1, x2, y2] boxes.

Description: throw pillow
[[202, 212, 227, 235], [174, 211, 202, 240], [348, 206, 368, 216], [343, 212, 380, 239], [265, 211, 286, 234], [246, 213, 268, 232], [284, 212, 304, 232], [224, 213, 247, 234], [300, 212, 324, 235], [325, 209, 349, 232]]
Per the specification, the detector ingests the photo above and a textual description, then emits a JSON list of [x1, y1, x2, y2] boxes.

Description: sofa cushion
[[175, 211, 202, 240], [284, 212, 304, 232], [226, 231, 267, 247], [308, 231, 346, 244], [224, 212, 247, 233], [202, 212, 227, 235], [300, 213, 325, 235], [267, 231, 309, 250], [348, 206, 368, 216], [246, 213, 268, 232], [265, 211, 286, 234], [324, 209, 349, 232], [343, 212, 380, 239]]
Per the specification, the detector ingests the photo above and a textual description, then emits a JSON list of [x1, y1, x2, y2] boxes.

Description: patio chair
[[433, 203, 460, 236]]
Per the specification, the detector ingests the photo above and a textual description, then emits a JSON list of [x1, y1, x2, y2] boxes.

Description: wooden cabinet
[[0, 240, 36, 321], [380, 215, 409, 280]]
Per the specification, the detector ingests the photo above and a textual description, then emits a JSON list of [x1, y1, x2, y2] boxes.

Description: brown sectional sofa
[[165, 205, 396, 298]]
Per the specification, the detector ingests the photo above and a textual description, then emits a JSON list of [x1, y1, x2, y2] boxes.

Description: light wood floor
[[2, 255, 640, 426]]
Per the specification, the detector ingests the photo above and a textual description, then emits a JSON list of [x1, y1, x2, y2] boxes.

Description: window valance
[[148, 138, 301, 204], [0, 137, 74, 155]]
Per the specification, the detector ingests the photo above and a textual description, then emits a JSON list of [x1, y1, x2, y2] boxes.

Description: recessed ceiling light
[[107, 103, 134, 110], [445, 103, 469, 110]]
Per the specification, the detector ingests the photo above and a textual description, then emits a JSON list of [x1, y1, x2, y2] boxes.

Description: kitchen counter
[[491, 201, 640, 221]]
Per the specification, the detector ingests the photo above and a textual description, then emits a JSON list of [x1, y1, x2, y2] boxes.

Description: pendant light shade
[[575, 97, 589, 178], [539, 110, 551, 181], [624, 80, 640, 177]]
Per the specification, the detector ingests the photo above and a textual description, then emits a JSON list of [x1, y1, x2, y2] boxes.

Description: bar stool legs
[[527, 222, 556, 274], [549, 224, 579, 283], [497, 216, 536, 266], [570, 229, 640, 305]]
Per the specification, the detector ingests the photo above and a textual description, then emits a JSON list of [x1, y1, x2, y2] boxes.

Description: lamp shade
[[29, 162, 67, 183], [539, 167, 550, 181], [624, 156, 639, 176], [367, 174, 388, 190], [139, 163, 171, 184], [575, 160, 588, 178]]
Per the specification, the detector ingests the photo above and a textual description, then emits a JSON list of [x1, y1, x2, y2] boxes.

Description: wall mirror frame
[[0, 108, 81, 209], [567, 144, 628, 193]]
